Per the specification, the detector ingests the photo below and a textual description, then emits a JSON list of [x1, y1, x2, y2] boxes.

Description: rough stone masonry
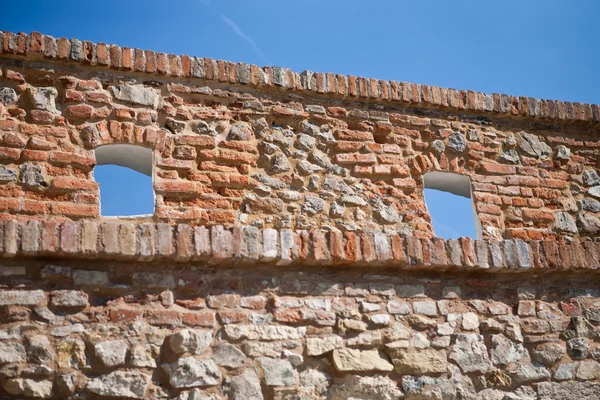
[[0, 30, 599, 399]]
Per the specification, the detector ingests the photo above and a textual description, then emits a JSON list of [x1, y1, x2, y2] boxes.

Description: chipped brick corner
[[0, 30, 599, 399]]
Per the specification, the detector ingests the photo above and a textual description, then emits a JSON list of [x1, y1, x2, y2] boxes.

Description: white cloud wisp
[[220, 14, 271, 66]]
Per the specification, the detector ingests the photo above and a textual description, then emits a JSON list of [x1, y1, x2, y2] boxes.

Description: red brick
[[110, 308, 143, 322], [479, 162, 516, 175], [144, 50, 156, 73], [343, 231, 359, 262], [336, 129, 374, 141], [507, 176, 540, 187], [523, 209, 555, 222], [78, 80, 101, 90], [272, 105, 308, 118], [206, 210, 235, 224], [218, 310, 250, 324], [156, 53, 168, 74], [157, 158, 194, 170], [177, 135, 216, 148], [560, 301, 580, 317], [360, 233, 376, 263], [146, 310, 182, 326], [41, 221, 60, 252], [169, 54, 181, 76], [57, 38, 70, 59], [477, 203, 502, 216], [217, 150, 257, 166], [0, 147, 21, 161], [335, 153, 377, 165], [29, 32, 42, 53], [392, 178, 417, 190], [52, 177, 98, 191], [0, 197, 20, 212], [183, 311, 215, 327], [460, 237, 476, 267], [329, 230, 343, 262], [23, 200, 49, 215], [60, 221, 80, 253], [273, 309, 303, 323], [96, 43, 108, 65], [391, 235, 405, 263], [240, 295, 267, 310], [51, 203, 99, 218], [311, 229, 330, 263], [66, 104, 93, 119], [109, 45, 121, 68], [49, 152, 95, 168], [181, 55, 191, 77], [64, 89, 85, 102], [154, 180, 197, 194]]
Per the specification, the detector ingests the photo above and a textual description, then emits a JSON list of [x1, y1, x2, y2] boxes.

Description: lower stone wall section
[[1, 261, 600, 399]]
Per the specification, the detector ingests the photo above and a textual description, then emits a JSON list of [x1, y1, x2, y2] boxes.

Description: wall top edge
[[0, 31, 598, 124]]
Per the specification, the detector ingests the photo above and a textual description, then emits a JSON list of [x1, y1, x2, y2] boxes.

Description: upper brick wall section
[[2, 31, 598, 122], [0, 31, 599, 242]]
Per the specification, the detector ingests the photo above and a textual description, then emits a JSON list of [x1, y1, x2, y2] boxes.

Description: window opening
[[423, 171, 479, 239], [94, 144, 154, 217]]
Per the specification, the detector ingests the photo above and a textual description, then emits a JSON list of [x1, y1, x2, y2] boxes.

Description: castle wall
[[0, 31, 599, 399]]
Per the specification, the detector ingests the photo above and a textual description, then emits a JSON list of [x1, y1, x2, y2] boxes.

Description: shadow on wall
[[423, 172, 479, 239]]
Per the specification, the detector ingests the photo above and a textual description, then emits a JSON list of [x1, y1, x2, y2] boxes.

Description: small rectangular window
[[423, 172, 479, 239], [94, 145, 154, 217]]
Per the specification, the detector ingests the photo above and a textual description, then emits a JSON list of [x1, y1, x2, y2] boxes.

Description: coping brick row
[[1, 219, 599, 272], [1, 31, 598, 123]]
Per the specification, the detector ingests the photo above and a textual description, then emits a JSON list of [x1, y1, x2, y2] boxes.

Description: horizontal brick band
[[1, 31, 598, 124], [1, 219, 598, 272]]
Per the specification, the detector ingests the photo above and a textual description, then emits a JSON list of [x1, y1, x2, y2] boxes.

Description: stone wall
[[0, 30, 600, 399], [2, 250, 600, 399]]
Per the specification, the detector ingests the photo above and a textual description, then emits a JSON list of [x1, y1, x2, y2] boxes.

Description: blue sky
[[3, 0, 598, 238]]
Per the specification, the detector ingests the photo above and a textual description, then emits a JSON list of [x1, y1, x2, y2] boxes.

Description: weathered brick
[[279, 229, 294, 265], [100, 222, 119, 255], [262, 228, 278, 261], [211, 225, 233, 260], [146, 310, 182, 326], [156, 223, 173, 256], [359, 233, 376, 263], [0, 290, 44, 306], [194, 226, 211, 258], [119, 223, 137, 257], [138, 223, 156, 261], [60, 221, 80, 254], [374, 233, 392, 261], [3, 220, 18, 257], [50, 290, 88, 308], [81, 221, 98, 254], [21, 220, 40, 254], [175, 224, 193, 261], [40, 264, 72, 280], [73, 270, 109, 286], [133, 272, 175, 288], [311, 229, 330, 263], [40, 221, 59, 254], [183, 310, 215, 327], [110, 308, 143, 322]]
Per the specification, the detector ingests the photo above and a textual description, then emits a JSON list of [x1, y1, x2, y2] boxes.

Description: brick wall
[[0, 31, 600, 399]]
